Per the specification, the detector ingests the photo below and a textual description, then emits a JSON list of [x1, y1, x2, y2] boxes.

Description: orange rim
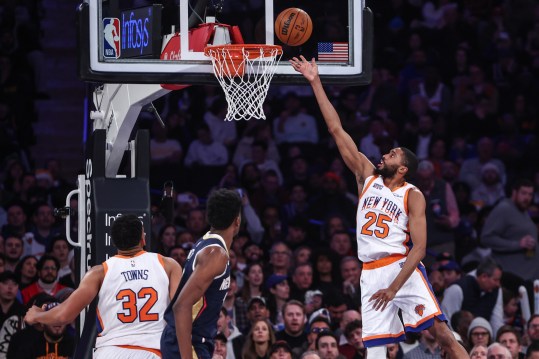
[[204, 44, 283, 60]]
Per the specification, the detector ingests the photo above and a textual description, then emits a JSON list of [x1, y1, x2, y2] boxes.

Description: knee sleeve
[[367, 345, 387, 358]]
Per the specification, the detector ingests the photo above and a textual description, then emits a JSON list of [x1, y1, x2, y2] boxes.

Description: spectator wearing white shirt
[[184, 123, 228, 167], [204, 97, 237, 149], [273, 93, 318, 145]]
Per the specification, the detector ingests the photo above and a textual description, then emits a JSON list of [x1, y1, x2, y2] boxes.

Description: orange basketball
[[275, 8, 313, 46]]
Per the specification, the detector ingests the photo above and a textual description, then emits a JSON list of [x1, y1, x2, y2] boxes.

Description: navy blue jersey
[[162, 232, 230, 358]]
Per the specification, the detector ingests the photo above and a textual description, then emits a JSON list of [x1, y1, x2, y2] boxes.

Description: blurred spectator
[[481, 179, 538, 281], [250, 170, 288, 215], [468, 317, 493, 348], [203, 97, 237, 149], [340, 319, 366, 359], [0, 271, 25, 357], [283, 216, 309, 250], [241, 319, 275, 359], [316, 331, 345, 359], [496, 325, 524, 359], [527, 343, 539, 358], [442, 258, 503, 334], [311, 250, 342, 297], [290, 263, 313, 302], [281, 183, 311, 232], [303, 316, 331, 352], [487, 342, 512, 359], [502, 289, 525, 334], [403, 330, 441, 358], [268, 242, 292, 276], [168, 245, 188, 267], [450, 310, 474, 349], [149, 120, 182, 189], [1, 202, 28, 239], [337, 310, 362, 347], [269, 340, 293, 359], [214, 332, 228, 359], [293, 246, 312, 266], [272, 92, 319, 146], [439, 260, 462, 288], [471, 162, 506, 210], [239, 262, 264, 302], [7, 294, 74, 358], [247, 141, 283, 185], [470, 344, 488, 359], [184, 208, 207, 239], [243, 296, 270, 336], [359, 118, 397, 164], [184, 123, 228, 167], [29, 202, 60, 256], [156, 224, 177, 256], [330, 231, 354, 258], [524, 315, 539, 348], [308, 172, 356, 226], [13, 255, 37, 290], [223, 275, 248, 333], [217, 307, 245, 359], [48, 235, 71, 279], [266, 274, 289, 330], [3, 236, 22, 272], [416, 67, 452, 116], [20, 254, 65, 305], [459, 137, 506, 191], [233, 123, 280, 169], [339, 257, 362, 309], [275, 300, 307, 354]]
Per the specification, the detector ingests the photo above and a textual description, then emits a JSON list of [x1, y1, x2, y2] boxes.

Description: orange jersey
[[356, 175, 416, 263]]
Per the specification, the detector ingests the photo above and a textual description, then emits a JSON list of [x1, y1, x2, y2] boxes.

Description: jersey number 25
[[361, 212, 391, 239]]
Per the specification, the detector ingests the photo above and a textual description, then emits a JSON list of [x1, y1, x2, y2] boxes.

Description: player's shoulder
[[406, 187, 426, 208]]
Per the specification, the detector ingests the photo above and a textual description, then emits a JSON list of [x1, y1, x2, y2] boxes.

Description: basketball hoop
[[204, 44, 283, 121]]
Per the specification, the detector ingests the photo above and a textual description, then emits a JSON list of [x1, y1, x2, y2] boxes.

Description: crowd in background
[[2, 0, 539, 357]]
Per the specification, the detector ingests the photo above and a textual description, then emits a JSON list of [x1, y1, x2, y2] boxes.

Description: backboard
[[78, 0, 372, 85]]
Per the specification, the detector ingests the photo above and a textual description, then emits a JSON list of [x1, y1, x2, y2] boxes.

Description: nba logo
[[103, 18, 121, 59]]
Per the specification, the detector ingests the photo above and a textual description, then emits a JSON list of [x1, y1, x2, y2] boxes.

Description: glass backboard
[[78, 0, 372, 85]]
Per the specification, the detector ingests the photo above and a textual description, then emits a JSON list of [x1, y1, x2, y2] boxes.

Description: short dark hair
[[399, 147, 418, 179], [526, 341, 539, 356], [206, 189, 242, 230], [47, 235, 70, 253], [476, 257, 501, 277], [496, 325, 521, 344], [344, 319, 362, 338], [37, 254, 60, 272], [110, 214, 143, 250], [511, 178, 534, 192], [315, 331, 338, 350]]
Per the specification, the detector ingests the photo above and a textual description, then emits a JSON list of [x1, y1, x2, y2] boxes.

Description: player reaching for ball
[[290, 56, 469, 358], [25, 214, 183, 359]]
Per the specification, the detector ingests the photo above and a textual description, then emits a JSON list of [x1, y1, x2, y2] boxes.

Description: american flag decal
[[317, 42, 349, 62]]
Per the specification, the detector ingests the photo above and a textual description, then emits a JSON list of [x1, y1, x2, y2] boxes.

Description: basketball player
[[161, 188, 242, 359], [25, 214, 182, 359], [290, 56, 469, 358]]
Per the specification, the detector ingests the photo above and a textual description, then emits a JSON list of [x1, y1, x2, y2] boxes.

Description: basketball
[[275, 8, 312, 46]]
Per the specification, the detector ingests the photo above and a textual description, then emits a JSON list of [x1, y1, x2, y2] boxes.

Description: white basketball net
[[205, 45, 282, 121]]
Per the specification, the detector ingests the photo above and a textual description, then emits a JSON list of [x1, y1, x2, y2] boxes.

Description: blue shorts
[[160, 325, 213, 359]]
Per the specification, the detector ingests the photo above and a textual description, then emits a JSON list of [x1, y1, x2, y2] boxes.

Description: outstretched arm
[[25, 265, 103, 325], [290, 56, 375, 185], [173, 247, 229, 359]]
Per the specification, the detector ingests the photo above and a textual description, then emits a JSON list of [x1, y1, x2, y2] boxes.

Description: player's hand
[[369, 287, 397, 311], [290, 56, 318, 82], [24, 305, 45, 325]]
